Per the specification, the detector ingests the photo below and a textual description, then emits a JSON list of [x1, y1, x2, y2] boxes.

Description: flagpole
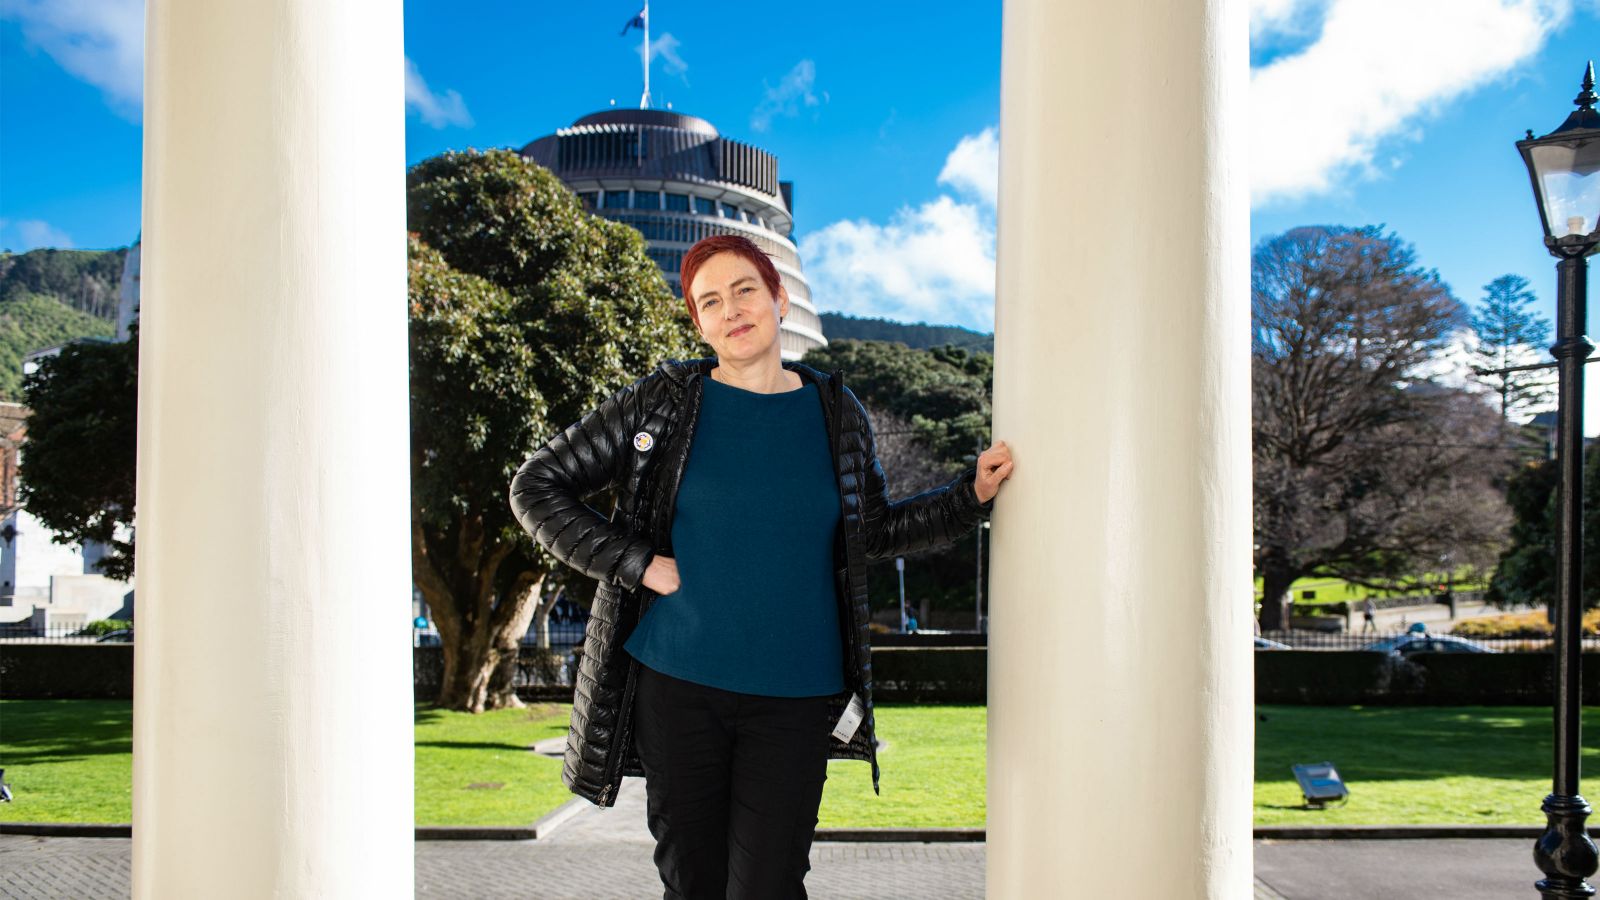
[[640, 1, 651, 109]]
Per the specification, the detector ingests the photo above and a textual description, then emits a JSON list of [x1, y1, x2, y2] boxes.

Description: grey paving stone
[[0, 789, 1551, 900]]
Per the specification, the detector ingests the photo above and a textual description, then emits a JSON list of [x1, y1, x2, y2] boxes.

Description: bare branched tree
[[866, 403, 952, 499], [1252, 226, 1513, 630]]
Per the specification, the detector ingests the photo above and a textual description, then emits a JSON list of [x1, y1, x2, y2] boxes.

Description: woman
[[509, 234, 1013, 899]]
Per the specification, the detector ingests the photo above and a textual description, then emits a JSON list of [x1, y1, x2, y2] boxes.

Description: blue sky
[[2, 1, 1599, 417]]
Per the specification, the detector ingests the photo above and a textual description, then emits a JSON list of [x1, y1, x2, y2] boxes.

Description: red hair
[[679, 234, 783, 328]]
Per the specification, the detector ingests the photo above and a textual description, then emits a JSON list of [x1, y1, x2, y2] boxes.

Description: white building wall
[[0, 507, 89, 620], [0, 464, 136, 626]]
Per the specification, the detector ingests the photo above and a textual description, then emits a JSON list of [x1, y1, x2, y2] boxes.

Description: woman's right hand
[[641, 554, 680, 596]]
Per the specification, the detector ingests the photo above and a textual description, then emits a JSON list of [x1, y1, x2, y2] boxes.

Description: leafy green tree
[[17, 327, 138, 580], [802, 338, 991, 468], [801, 338, 993, 626], [1487, 446, 1600, 612], [1469, 273, 1554, 422], [408, 149, 700, 712]]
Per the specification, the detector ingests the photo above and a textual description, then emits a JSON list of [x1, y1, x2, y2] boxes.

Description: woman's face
[[687, 251, 788, 365]]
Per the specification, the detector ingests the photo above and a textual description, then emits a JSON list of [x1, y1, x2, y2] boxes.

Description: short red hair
[[679, 234, 784, 328]]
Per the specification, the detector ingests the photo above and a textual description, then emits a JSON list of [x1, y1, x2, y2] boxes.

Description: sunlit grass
[[1, 699, 1588, 828]]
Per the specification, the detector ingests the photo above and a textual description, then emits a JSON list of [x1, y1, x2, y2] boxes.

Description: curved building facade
[[519, 109, 827, 359]]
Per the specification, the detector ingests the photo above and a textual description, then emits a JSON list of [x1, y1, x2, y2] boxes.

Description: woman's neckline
[[706, 366, 807, 396]]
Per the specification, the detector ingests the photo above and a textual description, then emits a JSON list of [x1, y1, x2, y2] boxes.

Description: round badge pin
[[633, 431, 654, 451]]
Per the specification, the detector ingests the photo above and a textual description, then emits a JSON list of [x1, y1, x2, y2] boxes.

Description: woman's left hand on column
[[974, 440, 1013, 505]]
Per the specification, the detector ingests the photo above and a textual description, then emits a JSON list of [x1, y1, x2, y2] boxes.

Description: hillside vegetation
[[819, 311, 991, 352], [0, 248, 125, 401]]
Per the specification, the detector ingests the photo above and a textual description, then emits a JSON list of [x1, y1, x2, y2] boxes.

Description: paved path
[[1253, 837, 1538, 899], [1, 778, 985, 900], [0, 778, 1549, 898], [1363, 599, 1498, 632]]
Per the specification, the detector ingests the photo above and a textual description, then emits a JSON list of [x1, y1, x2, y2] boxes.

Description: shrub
[[74, 619, 132, 637], [1450, 609, 1600, 639]]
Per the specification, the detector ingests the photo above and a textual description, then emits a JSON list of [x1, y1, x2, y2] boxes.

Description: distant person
[[905, 606, 919, 633], [1362, 598, 1377, 633], [510, 233, 1014, 898]]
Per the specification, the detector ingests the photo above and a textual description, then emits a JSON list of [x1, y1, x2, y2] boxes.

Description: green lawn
[[1252, 705, 1566, 826], [414, 701, 575, 826], [821, 704, 985, 828], [0, 699, 1588, 828], [0, 699, 133, 824]]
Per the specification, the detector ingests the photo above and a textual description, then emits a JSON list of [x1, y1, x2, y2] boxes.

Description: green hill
[[818, 311, 992, 353], [0, 248, 125, 401], [0, 248, 126, 319]]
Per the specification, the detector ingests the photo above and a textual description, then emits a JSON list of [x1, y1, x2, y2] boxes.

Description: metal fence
[[0, 621, 135, 643], [0, 617, 594, 648], [1258, 628, 1600, 652]]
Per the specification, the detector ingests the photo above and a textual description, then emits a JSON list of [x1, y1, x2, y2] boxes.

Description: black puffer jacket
[[509, 357, 993, 807]]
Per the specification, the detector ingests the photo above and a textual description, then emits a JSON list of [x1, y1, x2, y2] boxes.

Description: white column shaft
[[135, 1, 413, 896], [989, 0, 1253, 895]]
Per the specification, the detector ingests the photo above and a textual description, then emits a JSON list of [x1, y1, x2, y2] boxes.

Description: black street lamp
[[1520, 60, 1600, 900]]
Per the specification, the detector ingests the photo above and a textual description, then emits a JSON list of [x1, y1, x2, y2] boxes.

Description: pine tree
[[1470, 274, 1554, 421]]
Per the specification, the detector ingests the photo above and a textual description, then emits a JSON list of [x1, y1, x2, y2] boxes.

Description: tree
[[801, 338, 991, 469], [864, 403, 952, 497], [407, 149, 701, 712], [1488, 445, 1600, 612], [1252, 225, 1513, 630], [801, 338, 994, 625], [1469, 273, 1554, 421], [17, 327, 138, 580]]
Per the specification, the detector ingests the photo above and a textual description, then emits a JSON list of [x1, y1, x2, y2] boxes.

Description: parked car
[[1363, 634, 1496, 655], [1254, 636, 1292, 650], [94, 629, 134, 643]]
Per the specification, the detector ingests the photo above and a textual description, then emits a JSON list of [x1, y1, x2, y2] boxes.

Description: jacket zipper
[[825, 370, 877, 785], [822, 369, 863, 691]]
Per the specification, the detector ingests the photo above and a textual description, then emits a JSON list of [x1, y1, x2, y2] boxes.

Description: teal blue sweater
[[623, 375, 846, 697]]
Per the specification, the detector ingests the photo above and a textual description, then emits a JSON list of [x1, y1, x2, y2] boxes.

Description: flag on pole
[[619, 7, 646, 36]]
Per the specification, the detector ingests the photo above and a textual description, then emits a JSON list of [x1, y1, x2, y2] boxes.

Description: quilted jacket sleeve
[[850, 386, 996, 560], [508, 377, 657, 591]]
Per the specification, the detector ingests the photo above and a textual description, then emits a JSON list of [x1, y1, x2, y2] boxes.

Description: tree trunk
[[530, 582, 561, 650], [1259, 564, 1295, 632], [432, 574, 544, 712]]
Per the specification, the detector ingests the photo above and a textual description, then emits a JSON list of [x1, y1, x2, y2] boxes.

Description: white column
[[135, 1, 412, 896], [988, 0, 1252, 896]]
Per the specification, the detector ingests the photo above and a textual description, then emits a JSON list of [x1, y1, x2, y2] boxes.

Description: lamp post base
[[1535, 792, 1598, 898]]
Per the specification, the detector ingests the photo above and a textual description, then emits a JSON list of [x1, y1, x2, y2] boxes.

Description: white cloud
[[1249, 0, 1330, 39], [1250, 0, 1574, 206], [404, 57, 473, 129], [7, 219, 77, 250], [751, 60, 821, 133], [1, 0, 144, 120], [637, 32, 689, 86], [937, 127, 999, 208], [1409, 327, 1489, 394], [801, 195, 996, 331], [802, 127, 1002, 330]]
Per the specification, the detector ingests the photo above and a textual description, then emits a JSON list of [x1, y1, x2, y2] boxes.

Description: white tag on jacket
[[832, 692, 866, 743]]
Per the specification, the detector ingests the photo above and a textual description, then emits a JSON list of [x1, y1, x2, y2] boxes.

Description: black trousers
[[631, 662, 834, 900]]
